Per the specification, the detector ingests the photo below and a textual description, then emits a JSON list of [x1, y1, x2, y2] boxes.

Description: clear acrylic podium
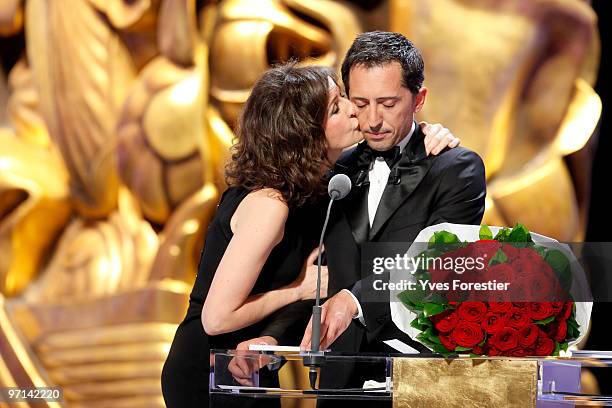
[[210, 349, 612, 407]]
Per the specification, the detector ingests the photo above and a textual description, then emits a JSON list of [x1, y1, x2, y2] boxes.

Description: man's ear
[[414, 87, 427, 112]]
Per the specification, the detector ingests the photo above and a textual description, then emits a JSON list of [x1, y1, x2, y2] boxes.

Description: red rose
[[510, 348, 529, 357], [450, 321, 484, 348], [507, 307, 530, 329], [528, 302, 554, 320], [535, 335, 555, 356], [509, 255, 559, 301], [488, 302, 512, 313], [472, 345, 484, 355], [501, 243, 521, 259], [519, 247, 545, 264], [513, 302, 529, 311], [490, 327, 519, 351], [431, 310, 459, 333], [551, 302, 564, 314], [526, 265, 563, 301], [457, 302, 488, 322], [481, 312, 508, 334], [484, 264, 517, 301], [518, 324, 539, 347], [470, 240, 502, 260], [553, 319, 568, 342], [487, 346, 502, 356], [560, 302, 574, 320], [439, 333, 457, 352]]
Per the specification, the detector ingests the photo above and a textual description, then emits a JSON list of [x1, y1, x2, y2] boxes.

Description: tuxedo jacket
[[324, 124, 486, 352]]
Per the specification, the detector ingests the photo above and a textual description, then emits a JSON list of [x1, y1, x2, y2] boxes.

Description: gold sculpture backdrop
[[0, 0, 601, 407]]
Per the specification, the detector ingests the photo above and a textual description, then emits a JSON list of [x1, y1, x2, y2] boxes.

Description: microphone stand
[[303, 194, 337, 389]]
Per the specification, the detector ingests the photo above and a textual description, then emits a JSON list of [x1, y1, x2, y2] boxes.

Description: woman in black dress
[[161, 64, 363, 407]]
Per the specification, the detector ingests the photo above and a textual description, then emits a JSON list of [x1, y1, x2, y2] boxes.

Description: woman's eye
[[332, 103, 339, 114]]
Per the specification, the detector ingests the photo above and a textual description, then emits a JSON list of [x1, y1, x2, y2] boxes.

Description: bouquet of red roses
[[399, 224, 580, 357]]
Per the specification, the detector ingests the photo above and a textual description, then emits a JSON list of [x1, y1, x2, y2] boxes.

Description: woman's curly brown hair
[[225, 63, 334, 208]]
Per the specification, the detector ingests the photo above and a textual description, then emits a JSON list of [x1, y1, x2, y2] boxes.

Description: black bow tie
[[358, 145, 401, 168]]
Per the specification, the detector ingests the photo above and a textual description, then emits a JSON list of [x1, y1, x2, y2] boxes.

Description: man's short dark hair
[[341, 31, 424, 95]]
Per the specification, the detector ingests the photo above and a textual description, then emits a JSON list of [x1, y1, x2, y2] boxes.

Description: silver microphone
[[328, 173, 352, 200]]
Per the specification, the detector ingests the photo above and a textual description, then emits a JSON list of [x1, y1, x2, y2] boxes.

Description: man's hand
[[227, 336, 277, 386], [300, 290, 357, 351], [421, 121, 460, 155]]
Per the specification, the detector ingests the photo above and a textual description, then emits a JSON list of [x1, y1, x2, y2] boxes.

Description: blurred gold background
[[0, 0, 601, 406]]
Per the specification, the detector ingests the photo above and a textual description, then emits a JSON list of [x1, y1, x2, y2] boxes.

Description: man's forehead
[[348, 61, 405, 97]]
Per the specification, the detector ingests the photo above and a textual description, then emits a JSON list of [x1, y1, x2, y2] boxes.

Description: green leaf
[[429, 335, 442, 345], [416, 332, 448, 353], [432, 344, 453, 354], [560, 342, 569, 352], [534, 245, 548, 258], [423, 303, 446, 317], [418, 315, 434, 327], [478, 336, 487, 347], [553, 342, 561, 356], [508, 224, 533, 243], [544, 250, 572, 291], [488, 248, 508, 266], [567, 318, 579, 330], [479, 225, 493, 240], [494, 227, 511, 242], [397, 290, 425, 311], [566, 323, 579, 340], [428, 231, 461, 246], [416, 335, 453, 354], [455, 346, 472, 352], [534, 315, 556, 325], [410, 317, 426, 331]]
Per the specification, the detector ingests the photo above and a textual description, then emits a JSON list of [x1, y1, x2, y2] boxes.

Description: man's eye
[[383, 103, 395, 108], [355, 103, 367, 109]]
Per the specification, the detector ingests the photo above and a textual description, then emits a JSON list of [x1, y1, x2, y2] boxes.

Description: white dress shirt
[[346, 121, 416, 325]]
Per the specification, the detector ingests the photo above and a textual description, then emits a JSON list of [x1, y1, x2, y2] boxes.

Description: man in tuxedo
[[297, 30, 486, 397], [232, 31, 485, 400]]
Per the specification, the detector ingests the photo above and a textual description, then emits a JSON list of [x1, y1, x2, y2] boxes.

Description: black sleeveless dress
[[161, 187, 320, 407]]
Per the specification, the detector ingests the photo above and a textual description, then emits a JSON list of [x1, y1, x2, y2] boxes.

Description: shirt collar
[[397, 121, 416, 154]]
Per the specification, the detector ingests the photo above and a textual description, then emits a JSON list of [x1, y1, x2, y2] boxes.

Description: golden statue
[[0, 0, 225, 405], [0, 0, 601, 407], [389, 0, 601, 241]]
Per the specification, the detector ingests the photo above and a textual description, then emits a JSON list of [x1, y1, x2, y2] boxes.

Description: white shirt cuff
[[342, 289, 366, 326]]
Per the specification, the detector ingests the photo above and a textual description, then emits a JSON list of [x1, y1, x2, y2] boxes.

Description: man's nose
[[348, 103, 357, 118], [366, 106, 382, 131]]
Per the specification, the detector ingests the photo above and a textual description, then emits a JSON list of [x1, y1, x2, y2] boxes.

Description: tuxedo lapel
[[333, 143, 371, 246], [369, 125, 434, 240], [342, 172, 370, 246]]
